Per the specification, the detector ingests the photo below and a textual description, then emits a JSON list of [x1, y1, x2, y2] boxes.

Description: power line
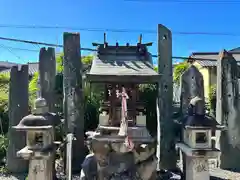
[[0, 44, 22, 60], [0, 24, 239, 37], [0, 44, 39, 52], [0, 36, 220, 62], [0, 24, 157, 33], [0, 36, 97, 52]]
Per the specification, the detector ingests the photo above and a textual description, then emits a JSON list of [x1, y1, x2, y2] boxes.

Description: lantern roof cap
[[182, 114, 222, 130], [13, 114, 53, 131], [182, 96, 224, 130]]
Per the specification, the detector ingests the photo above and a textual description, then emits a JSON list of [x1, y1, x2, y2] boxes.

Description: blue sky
[[1, 0, 240, 64]]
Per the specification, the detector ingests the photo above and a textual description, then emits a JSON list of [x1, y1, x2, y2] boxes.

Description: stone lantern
[[177, 96, 224, 180], [13, 97, 60, 180]]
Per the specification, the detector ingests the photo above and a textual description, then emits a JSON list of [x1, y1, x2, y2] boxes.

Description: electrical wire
[[0, 36, 219, 62], [0, 24, 239, 37], [0, 44, 39, 52], [0, 36, 97, 52], [0, 36, 223, 61], [0, 44, 22, 61]]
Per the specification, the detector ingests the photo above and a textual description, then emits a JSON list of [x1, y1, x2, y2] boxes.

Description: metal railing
[[66, 133, 74, 180]]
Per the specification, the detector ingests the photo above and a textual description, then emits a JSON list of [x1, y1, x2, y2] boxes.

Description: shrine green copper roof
[[86, 45, 160, 83]]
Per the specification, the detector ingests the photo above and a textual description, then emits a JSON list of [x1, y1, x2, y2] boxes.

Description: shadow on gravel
[[210, 176, 227, 180], [0, 173, 27, 180]]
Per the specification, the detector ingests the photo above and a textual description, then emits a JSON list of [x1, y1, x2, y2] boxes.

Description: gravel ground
[[1, 159, 240, 180], [0, 168, 240, 180], [210, 168, 240, 180], [0, 174, 26, 180], [0, 174, 81, 180], [177, 159, 240, 180]]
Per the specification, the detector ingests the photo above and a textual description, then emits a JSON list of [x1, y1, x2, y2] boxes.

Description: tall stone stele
[[156, 24, 176, 170], [63, 32, 85, 172], [6, 65, 29, 173], [216, 50, 240, 171], [39, 47, 56, 112]]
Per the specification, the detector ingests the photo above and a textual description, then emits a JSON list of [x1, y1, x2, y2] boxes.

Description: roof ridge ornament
[[104, 33, 108, 48], [138, 34, 142, 44]]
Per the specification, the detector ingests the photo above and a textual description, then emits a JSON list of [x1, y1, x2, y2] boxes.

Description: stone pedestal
[[27, 155, 54, 180], [185, 156, 209, 180], [177, 143, 219, 180], [81, 126, 157, 180]]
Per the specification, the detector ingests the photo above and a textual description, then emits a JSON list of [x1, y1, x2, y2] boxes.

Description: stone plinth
[[81, 126, 157, 180], [177, 143, 220, 180]]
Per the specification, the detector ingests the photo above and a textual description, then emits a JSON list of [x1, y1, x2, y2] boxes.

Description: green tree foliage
[[28, 72, 39, 108], [209, 84, 216, 116], [0, 74, 10, 113], [0, 74, 10, 162], [153, 61, 190, 85], [0, 135, 7, 162], [55, 53, 93, 73], [56, 53, 64, 73], [82, 55, 94, 65], [54, 54, 100, 131], [29, 54, 95, 107], [173, 61, 190, 85], [0, 74, 10, 134], [139, 84, 157, 136], [29, 54, 99, 133]]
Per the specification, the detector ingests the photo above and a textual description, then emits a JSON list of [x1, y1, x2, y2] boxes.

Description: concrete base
[[177, 143, 220, 180], [83, 128, 156, 180], [186, 156, 209, 180], [28, 158, 53, 180], [17, 146, 54, 180]]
